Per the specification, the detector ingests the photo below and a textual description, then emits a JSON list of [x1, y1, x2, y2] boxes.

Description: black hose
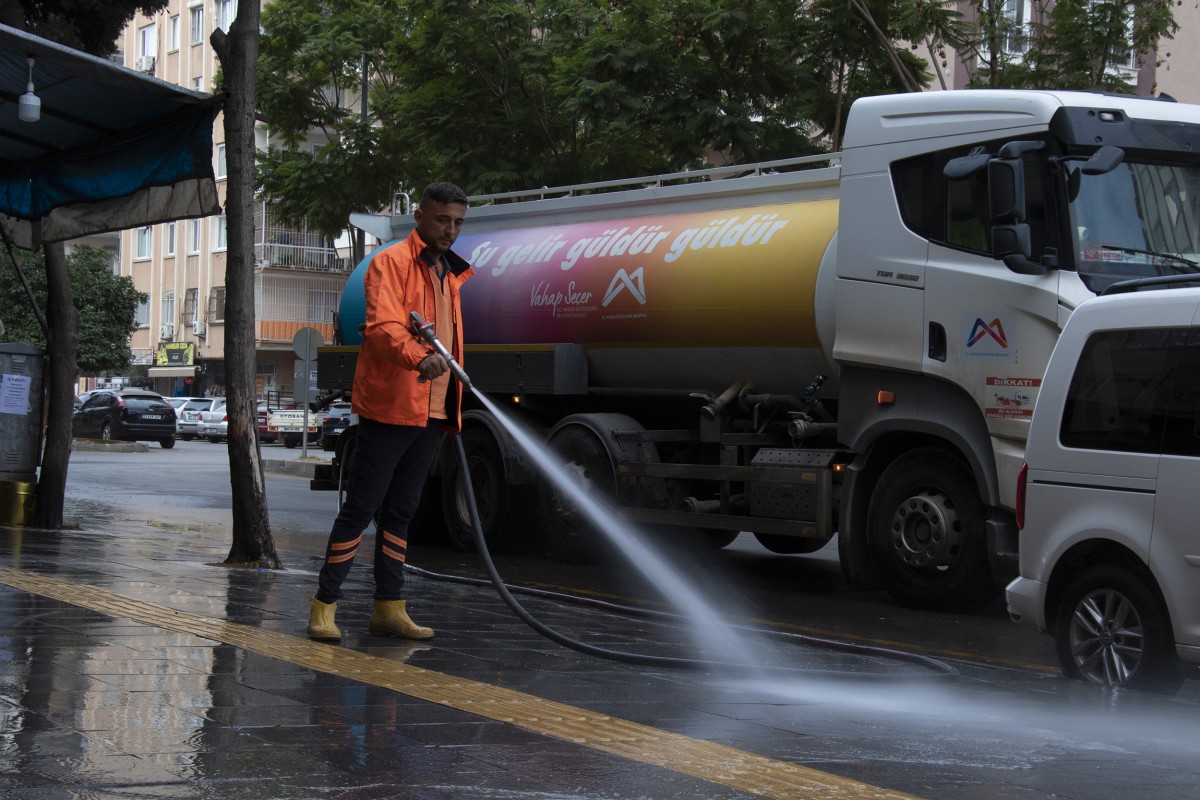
[[441, 434, 958, 681]]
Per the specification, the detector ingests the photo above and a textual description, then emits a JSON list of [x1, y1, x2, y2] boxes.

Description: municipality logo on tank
[[961, 313, 1015, 362], [602, 268, 647, 307]]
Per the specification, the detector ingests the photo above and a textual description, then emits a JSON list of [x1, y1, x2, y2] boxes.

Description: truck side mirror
[[988, 158, 1026, 224]]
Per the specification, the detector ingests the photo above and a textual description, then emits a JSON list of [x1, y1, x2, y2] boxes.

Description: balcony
[[254, 201, 349, 273]]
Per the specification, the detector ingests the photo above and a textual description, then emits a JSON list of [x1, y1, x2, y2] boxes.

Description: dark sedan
[[320, 402, 352, 451], [72, 389, 177, 449]]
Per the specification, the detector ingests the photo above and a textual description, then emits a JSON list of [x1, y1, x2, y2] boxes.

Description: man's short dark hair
[[421, 182, 468, 207]]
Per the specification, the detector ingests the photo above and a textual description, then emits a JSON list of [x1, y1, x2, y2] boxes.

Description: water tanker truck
[[312, 89, 1200, 611]]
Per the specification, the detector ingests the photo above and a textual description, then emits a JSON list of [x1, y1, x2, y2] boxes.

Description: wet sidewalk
[[0, 503, 949, 800]]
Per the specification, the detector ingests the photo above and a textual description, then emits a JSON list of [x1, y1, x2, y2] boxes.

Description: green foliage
[[11, 0, 169, 56], [256, 0, 970, 213], [969, 0, 1177, 91], [0, 247, 147, 375]]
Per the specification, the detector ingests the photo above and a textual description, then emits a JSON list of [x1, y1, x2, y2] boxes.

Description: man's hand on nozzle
[[417, 353, 450, 381]]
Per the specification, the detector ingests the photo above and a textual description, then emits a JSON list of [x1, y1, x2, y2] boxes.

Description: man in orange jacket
[[308, 182, 474, 641]]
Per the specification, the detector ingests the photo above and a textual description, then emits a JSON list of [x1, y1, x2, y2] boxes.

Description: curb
[[263, 459, 327, 478], [72, 439, 148, 453]]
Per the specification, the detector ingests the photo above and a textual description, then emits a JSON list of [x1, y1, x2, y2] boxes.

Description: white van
[[1007, 278, 1200, 689]]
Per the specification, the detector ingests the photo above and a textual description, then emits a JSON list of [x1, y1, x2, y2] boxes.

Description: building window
[[165, 221, 176, 256], [135, 226, 152, 259], [139, 22, 157, 60], [189, 6, 204, 45], [208, 287, 227, 323], [215, 143, 227, 179], [216, 0, 238, 32], [1001, 0, 1033, 55], [184, 288, 199, 324], [191, 76, 204, 92], [169, 15, 180, 51], [135, 299, 150, 327], [188, 219, 201, 254], [213, 214, 228, 251], [162, 291, 176, 331]]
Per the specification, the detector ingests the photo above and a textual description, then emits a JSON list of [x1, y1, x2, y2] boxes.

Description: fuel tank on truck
[[341, 191, 842, 397]]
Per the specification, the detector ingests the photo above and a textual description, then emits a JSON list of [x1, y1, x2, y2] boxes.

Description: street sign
[[292, 327, 322, 361]]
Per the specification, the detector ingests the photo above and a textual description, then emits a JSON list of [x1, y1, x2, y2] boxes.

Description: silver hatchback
[[175, 397, 224, 440]]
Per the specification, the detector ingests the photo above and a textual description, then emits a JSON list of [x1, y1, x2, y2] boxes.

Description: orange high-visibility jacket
[[351, 228, 474, 430]]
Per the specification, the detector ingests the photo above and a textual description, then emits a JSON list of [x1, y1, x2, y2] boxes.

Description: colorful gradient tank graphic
[[452, 199, 839, 349]]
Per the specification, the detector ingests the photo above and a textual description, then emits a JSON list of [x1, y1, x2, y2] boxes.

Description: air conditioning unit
[[192, 320, 207, 337], [159, 324, 174, 340], [135, 55, 156, 73]]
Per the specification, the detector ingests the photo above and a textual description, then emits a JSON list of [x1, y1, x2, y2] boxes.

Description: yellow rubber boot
[[369, 599, 435, 639], [307, 597, 341, 641]]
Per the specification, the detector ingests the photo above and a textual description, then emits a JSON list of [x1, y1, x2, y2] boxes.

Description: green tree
[[213, 0, 281, 569], [257, 0, 409, 266], [0, 246, 146, 376], [0, 1, 168, 56], [256, 0, 970, 217], [968, 0, 1177, 91]]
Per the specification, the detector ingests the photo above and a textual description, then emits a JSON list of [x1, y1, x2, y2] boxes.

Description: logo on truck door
[[961, 313, 1015, 362]]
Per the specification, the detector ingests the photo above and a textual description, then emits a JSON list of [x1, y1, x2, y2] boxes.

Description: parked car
[[176, 397, 223, 440], [72, 389, 176, 449], [1007, 280, 1200, 690], [198, 403, 229, 443], [320, 402, 352, 451]]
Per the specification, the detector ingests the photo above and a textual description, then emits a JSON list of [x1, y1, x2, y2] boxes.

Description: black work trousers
[[316, 417, 440, 603]]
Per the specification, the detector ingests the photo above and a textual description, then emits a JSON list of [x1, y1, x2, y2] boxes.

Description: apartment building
[[118, 0, 346, 400]]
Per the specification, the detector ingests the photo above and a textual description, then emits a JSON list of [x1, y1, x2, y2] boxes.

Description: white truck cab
[[1007, 276, 1200, 688]]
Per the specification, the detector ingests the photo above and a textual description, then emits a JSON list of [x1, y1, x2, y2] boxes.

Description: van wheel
[[867, 448, 994, 611], [539, 426, 614, 564], [441, 428, 529, 552], [1054, 564, 1180, 691]]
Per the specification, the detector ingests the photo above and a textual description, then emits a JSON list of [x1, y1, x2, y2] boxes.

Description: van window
[[1061, 327, 1200, 455]]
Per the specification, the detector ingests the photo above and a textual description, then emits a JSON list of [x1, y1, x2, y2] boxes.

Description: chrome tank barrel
[[339, 199, 840, 395]]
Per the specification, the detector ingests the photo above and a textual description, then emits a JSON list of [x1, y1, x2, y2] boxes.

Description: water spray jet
[[407, 313, 957, 681]]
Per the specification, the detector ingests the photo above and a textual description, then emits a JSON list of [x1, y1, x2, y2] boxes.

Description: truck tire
[[440, 428, 530, 552], [1054, 564, 1180, 691], [866, 448, 995, 611], [539, 426, 616, 564], [284, 434, 299, 449]]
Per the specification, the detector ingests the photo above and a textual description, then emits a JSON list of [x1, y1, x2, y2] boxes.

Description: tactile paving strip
[[0, 565, 924, 800]]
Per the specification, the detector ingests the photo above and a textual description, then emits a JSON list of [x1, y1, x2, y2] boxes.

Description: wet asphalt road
[[54, 437, 1200, 800]]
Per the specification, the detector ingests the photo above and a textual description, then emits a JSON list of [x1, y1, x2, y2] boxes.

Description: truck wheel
[[1054, 564, 1180, 691], [754, 533, 829, 555], [866, 448, 995, 611], [284, 434, 299, 449], [441, 428, 529, 552], [539, 426, 615, 564]]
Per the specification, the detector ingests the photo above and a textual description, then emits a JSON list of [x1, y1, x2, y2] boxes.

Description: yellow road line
[[0, 565, 926, 800]]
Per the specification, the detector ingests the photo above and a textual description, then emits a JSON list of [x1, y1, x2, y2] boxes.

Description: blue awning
[[0, 24, 221, 249]]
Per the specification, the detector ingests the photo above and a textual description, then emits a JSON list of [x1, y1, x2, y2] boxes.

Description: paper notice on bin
[[0, 374, 31, 415]]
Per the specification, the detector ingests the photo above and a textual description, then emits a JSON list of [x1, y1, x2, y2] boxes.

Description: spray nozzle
[[409, 311, 472, 389]]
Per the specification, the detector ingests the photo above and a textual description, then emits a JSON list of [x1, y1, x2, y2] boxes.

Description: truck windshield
[[1069, 160, 1200, 288]]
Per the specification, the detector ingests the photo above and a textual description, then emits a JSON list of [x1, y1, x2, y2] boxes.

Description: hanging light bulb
[[18, 56, 40, 123]]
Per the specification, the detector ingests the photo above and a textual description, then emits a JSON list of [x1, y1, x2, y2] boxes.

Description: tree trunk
[[34, 241, 77, 530], [212, 4, 279, 569]]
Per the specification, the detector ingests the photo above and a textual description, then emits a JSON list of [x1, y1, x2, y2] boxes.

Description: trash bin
[[0, 343, 44, 527], [0, 479, 35, 527]]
